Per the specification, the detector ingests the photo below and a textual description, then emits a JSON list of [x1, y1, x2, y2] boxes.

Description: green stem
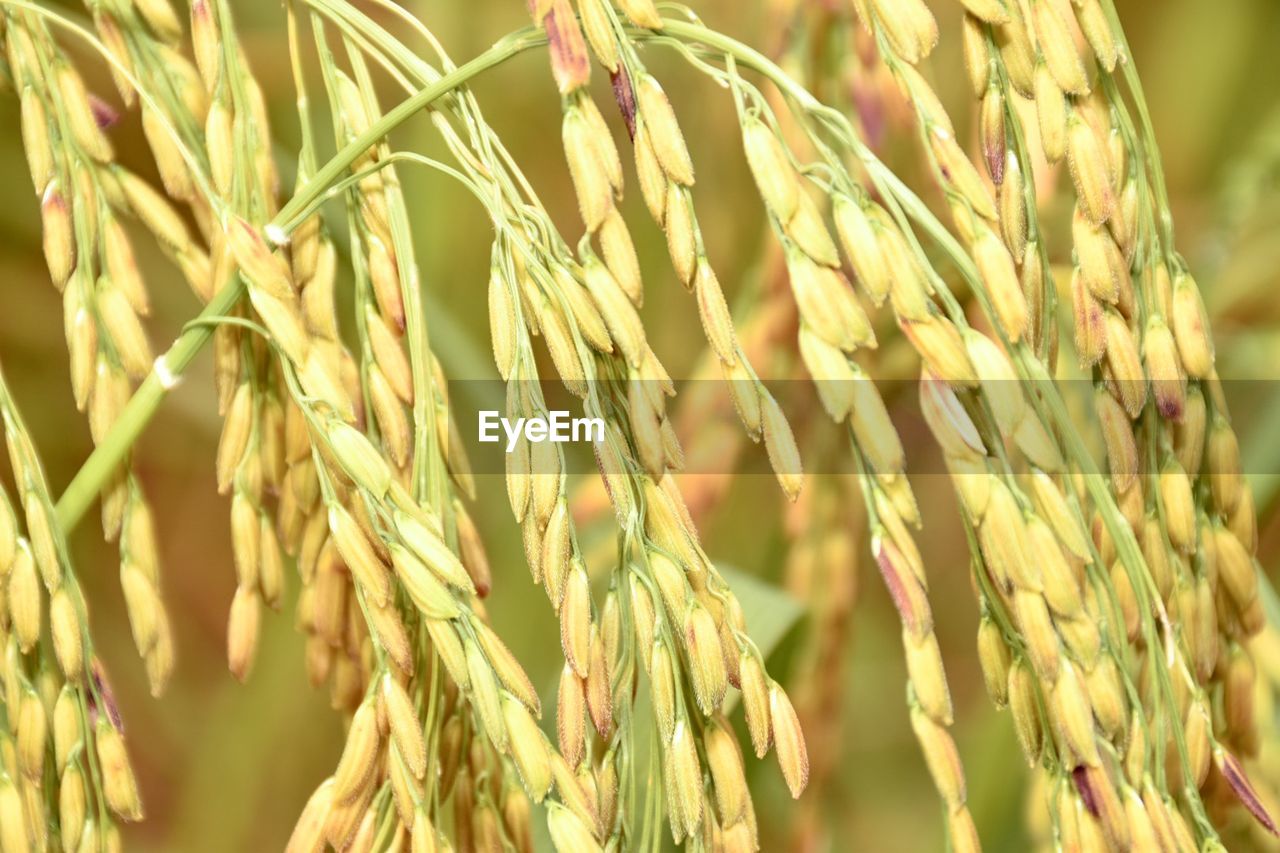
[[54, 25, 545, 530]]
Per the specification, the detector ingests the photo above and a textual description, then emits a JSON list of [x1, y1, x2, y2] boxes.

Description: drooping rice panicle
[[0, 363, 145, 847], [0, 2, 1271, 850], [9, 7, 177, 697]]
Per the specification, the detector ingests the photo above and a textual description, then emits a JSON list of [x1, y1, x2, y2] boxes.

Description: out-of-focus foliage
[[0, 0, 1277, 849]]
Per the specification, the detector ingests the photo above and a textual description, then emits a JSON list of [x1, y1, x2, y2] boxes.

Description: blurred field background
[[1, 0, 1280, 850]]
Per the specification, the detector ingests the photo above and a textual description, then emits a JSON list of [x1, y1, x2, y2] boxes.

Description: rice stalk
[[0, 1, 1272, 850], [9, 6, 177, 697], [721, 1, 1269, 845], [938, 3, 1266, 844], [0, 363, 143, 848], [288, 6, 816, 844]]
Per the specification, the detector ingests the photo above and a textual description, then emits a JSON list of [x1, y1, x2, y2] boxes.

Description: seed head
[[333, 700, 380, 803], [226, 584, 260, 682], [910, 705, 966, 809], [503, 694, 552, 799], [582, 257, 644, 366], [976, 616, 1011, 706], [850, 369, 906, 475], [920, 373, 985, 464], [586, 627, 613, 737], [684, 602, 727, 714], [636, 74, 693, 186], [980, 89, 1007, 184], [663, 184, 697, 286], [118, 170, 190, 253], [719, 356, 761, 440], [973, 228, 1027, 341], [1007, 660, 1042, 765], [1206, 418, 1243, 515], [903, 317, 978, 387], [1085, 658, 1127, 740], [563, 107, 612, 231], [1214, 525, 1258, 616], [1173, 384, 1206, 476], [904, 629, 953, 725], [1142, 316, 1185, 419], [546, 800, 602, 853], [96, 716, 143, 820], [380, 674, 427, 779], [634, 125, 667, 223], [560, 567, 591, 677], [598, 208, 642, 305], [286, 779, 334, 853], [96, 283, 153, 381], [1103, 311, 1147, 417], [830, 197, 886, 306], [1170, 272, 1214, 379], [669, 720, 703, 833], [57, 64, 114, 161], [998, 156, 1028, 259], [1073, 765, 1129, 850], [16, 687, 47, 780], [785, 249, 873, 353], [0, 775, 29, 853], [484, 264, 523, 379], [1067, 113, 1115, 225], [693, 261, 737, 364], [618, 0, 663, 28], [542, 0, 591, 93], [1025, 518, 1081, 619], [48, 588, 84, 683], [871, 0, 938, 63], [761, 391, 803, 501], [1079, 0, 1118, 71], [965, 334, 1023, 439], [1033, 0, 1089, 94], [537, 299, 588, 396], [769, 682, 809, 797], [579, 0, 619, 71], [557, 663, 587, 769], [368, 366, 409, 468], [1073, 207, 1119, 305], [799, 327, 854, 420], [743, 117, 798, 223], [57, 760, 87, 849], [40, 181, 75, 289], [785, 191, 841, 267], [927, 129, 996, 226], [48, 687, 79, 776], [1070, 269, 1107, 367], [979, 480, 1039, 590], [328, 423, 391, 497], [1158, 458, 1195, 554], [20, 88, 54, 195], [873, 532, 934, 640], [1051, 661, 1099, 766], [327, 505, 387, 604], [206, 99, 235, 198], [24, 495, 60, 589], [961, 19, 993, 98], [473, 620, 540, 714], [958, 0, 1009, 24], [706, 719, 748, 825]]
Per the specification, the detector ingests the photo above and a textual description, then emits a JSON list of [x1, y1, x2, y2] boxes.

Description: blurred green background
[[1, 0, 1279, 849]]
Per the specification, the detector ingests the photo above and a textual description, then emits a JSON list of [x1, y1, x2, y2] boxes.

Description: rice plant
[[0, 0, 1276, 850]]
